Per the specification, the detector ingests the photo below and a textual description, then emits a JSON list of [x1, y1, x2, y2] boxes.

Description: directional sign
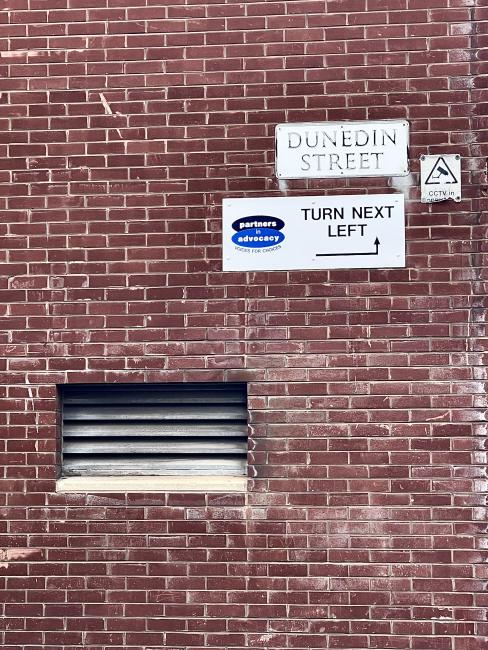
[[420, 154, 461, 203], [222, 194, 405, 272]]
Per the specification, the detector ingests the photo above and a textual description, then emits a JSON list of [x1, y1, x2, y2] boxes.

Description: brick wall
[[1, 1, 487, 649]]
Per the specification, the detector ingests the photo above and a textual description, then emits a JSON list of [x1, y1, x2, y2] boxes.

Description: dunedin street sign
[[275, 120, 409, 179]]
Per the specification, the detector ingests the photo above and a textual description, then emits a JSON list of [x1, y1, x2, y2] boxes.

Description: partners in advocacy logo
[[231, 215, 285, 253]]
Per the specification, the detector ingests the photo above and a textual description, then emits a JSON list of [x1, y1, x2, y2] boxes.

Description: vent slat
[[63, 456, 246, 476], [63, 389, 245, 405], [64, 439, 247, 455], [63, 405, 246, 421], [63, 422, 247, 437]]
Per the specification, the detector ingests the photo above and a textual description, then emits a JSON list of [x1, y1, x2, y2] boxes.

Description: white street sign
[[222, 194, 405, 272], [275, 120, 409, 179], [420, 154, 461, 203]]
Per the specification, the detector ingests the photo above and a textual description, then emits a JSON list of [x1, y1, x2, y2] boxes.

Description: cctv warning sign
[[420, 154, 461, 203]]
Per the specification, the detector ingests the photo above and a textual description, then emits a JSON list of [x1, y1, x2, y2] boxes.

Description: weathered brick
[[0, 1, 485, 648]]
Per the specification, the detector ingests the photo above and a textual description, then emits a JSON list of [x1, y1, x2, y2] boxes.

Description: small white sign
[[275, 120, 409, 179], [420, 154, 461, 203], [222, 194, 405, 272]]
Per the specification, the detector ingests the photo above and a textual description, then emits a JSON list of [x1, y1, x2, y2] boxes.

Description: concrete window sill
[[56, 476, 248, 493]]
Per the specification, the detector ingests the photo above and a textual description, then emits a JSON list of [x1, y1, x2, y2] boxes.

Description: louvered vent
[[61, 383, 248, 477]]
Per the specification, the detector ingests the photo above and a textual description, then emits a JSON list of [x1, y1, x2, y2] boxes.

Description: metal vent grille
[[61, 383, 248, 477]]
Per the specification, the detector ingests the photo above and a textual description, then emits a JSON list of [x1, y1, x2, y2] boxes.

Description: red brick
[[0, 2, 484, 648]]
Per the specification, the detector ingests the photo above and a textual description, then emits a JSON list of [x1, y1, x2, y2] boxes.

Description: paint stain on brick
[[4, 548, 44, 561]]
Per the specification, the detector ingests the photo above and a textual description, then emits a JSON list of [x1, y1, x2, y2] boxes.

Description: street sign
[[222, 194, 405, 272], [275, 120, 409, 179], [420, 154, 461, 203]]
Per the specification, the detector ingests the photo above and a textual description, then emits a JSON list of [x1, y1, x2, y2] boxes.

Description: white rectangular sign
[[276, 120, 409, 179], [420, 154, 461, 203], [222, 194, 405, 272]]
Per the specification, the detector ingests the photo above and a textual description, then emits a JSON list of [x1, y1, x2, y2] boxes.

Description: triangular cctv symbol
[[425, 157, 458, 185]]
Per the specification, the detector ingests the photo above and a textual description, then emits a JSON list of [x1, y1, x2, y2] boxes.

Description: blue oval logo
[[232, 227, 285, 249], [232, 216, 285, 233]]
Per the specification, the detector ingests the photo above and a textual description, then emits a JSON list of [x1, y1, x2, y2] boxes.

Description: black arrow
[[316, 237, 380, 257]]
